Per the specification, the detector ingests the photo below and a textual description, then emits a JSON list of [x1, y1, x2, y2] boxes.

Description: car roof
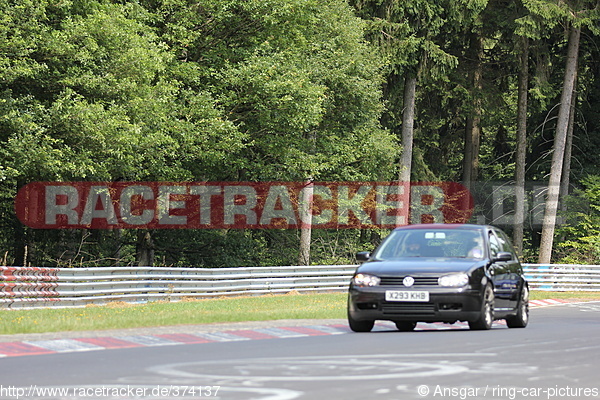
[[393, 223, 492, 231]]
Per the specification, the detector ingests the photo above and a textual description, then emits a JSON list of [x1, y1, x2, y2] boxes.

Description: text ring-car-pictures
[[348, 224, 529, 332]]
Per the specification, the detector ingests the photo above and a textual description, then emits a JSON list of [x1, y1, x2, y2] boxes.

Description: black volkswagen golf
[[348, 224, 529, 332]]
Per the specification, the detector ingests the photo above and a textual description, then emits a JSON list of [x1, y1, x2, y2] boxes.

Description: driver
[[403, 235, 423, 256]]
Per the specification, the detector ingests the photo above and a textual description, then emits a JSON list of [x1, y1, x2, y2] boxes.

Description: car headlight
[[438, 273, 469, 287], [352, 273, 381, 287]]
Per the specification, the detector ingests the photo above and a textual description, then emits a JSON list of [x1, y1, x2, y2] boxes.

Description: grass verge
[[0, 292, 347, 335], [529, 291, 600, 301], [1, 290, 598, 335]]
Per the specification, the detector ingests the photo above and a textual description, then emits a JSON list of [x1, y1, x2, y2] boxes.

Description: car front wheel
[[469, 284, 494, 330], [506, 284, 529, 328], [348, 313, 375, 332], [395, 321, 417, 331]]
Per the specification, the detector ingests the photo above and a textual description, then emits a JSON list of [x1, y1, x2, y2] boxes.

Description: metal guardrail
[[1, 263, 598, 309], [523, 264, 600, 292], [0, 265, 358, 309]]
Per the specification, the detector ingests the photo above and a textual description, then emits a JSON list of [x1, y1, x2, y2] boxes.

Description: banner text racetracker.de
[[14, 181, 473, 229]]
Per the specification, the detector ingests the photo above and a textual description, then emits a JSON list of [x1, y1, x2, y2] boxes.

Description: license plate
[[385, 290, 429, 302]]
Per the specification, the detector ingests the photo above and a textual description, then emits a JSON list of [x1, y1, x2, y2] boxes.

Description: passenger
[[467, 239, 484, 258]]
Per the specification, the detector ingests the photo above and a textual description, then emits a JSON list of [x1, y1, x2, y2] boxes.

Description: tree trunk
[[538, 25, 581, 264], [13, 179, 28, 266], [399, 73, 417, 225], [399, 74, 417, 184], [462, 32, 484, 191], [112, 229, 123, 267], [136, 230, 154, 266], [298, 181, 313, 266], [513, 36, 529, 256], [560, 80, 577, 213]]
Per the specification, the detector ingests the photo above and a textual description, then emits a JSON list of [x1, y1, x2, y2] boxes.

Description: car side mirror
[[356, 251, 371, 262], [494, 252, 513, 262]]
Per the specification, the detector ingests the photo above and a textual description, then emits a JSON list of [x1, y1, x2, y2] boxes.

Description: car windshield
[[372, 229, 485, 260]]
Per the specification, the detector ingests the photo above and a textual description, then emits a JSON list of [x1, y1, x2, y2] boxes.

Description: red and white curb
[[0, 299, 580, 358], [529, 298, 573, 307], [0, 324, 353, 358]]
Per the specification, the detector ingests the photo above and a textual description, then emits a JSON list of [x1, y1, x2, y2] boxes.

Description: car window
[[373, 229, 485, 259], [488, 231, 501, 258], [494, 229, 518, 257]]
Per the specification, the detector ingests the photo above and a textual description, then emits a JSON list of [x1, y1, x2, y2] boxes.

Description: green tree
[[351, 0, 460, 182], [143, 0, 398, 266], [555, 175, 600, 263], [538, 0, 599, 263], [2, 0, 397, 267], [0, 0, 245, 265]]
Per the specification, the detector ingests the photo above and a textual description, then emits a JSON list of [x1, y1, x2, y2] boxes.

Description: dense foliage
[[1, 0, 598, 266]]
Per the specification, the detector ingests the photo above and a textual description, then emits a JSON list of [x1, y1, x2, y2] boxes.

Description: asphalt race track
[[0, 301, 599, 400]]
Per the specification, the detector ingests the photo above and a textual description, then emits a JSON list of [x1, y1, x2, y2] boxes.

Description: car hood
[[356, 258, 485, 275]]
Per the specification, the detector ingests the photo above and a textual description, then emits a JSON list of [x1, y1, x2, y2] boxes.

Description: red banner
[[15, 181, 473, 229]]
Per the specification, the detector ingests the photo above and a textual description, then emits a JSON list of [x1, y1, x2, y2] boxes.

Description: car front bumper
[[348, 285, 484, 323]]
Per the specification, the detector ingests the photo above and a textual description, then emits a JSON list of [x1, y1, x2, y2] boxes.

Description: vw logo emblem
[[403, 276, 415, 287]]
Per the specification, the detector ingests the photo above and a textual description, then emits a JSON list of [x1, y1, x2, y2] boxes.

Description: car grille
[[379, 276, 439, 286], [382, 302, 436, 316]]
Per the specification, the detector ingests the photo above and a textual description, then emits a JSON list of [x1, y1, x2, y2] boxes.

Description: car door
[[487, 229, 521, 311], [493, 228, 523, 309], [487, 230, 511, 310]]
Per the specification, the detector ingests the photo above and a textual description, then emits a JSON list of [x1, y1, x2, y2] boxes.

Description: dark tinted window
[[494, 229, 518, 258], [374, 229, 485, 259], [488, 231, 501, 258]]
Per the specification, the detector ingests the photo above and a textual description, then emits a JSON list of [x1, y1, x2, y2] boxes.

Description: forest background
[[1, 0, 599, 268]]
